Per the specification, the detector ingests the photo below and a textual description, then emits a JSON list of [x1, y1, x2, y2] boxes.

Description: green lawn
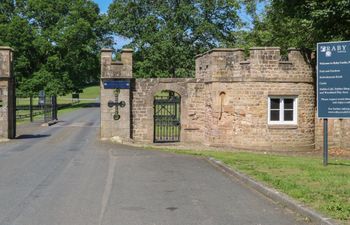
[[16, 85, 100, 123], [78, 85, 100, 99], [150, 148, 350, 223], [59, 85, 100, 104], [16, 85, 100, 105]]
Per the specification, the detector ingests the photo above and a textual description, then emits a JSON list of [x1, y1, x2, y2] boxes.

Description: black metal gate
[[154, 93, 181, 143], [43, 95, 52, 122], [16, 94, 57, 123]]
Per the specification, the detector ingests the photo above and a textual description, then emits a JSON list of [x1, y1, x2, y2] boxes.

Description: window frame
[[268, 96, 298, 125]]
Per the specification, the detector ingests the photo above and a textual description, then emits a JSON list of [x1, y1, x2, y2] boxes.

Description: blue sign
[[317, 41, 350, 118], [103, 80, 130, 89]]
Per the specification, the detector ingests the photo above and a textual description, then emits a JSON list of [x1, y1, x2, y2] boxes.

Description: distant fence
[[16, 104, 70, 120], [15, 96, 100, 122], [16, 96, 59, 122]]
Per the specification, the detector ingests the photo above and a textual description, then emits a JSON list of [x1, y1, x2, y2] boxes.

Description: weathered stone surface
[[100, 49, 133, 79], [128, 48, 315, 150], [100, 47, 349, 152], [0, 46, 12, 78], [195, 48, 313, 83], [202, 82, 315, 150], [100, 49, 133, 141], [315, 117, 350, 151], [132, 78, 205, 143], [0, 47, 15, 139]]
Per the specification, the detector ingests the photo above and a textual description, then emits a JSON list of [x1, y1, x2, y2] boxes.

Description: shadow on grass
[[16, 134, 51, 139], [328, 162, 350, 167]]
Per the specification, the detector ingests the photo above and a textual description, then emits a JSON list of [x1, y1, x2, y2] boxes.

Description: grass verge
[[149, 147, 350, 223], [16, 85, 100, 124]]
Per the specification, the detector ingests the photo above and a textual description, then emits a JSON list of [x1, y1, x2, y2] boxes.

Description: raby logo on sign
[[319, 44, 347, 57]]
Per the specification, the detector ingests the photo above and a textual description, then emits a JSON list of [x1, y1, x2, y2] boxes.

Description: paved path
[[0, 108, 311, 225]]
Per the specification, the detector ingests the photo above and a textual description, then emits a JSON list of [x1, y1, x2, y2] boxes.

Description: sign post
[[323, 119, 328, 166], [317, 41, 350, 166]]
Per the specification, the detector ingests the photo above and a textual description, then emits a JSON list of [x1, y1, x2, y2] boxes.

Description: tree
[[108, 0, 245, 78], [248, 0, 350, 52], [0, 0, 110, 97]]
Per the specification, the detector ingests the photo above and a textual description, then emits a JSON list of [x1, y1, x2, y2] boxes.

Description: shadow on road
[[16, 134, 51, 139], [59, 102, 100, 110]]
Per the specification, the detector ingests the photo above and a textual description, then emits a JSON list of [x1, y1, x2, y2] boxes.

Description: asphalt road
[[0, 107, 311, 225]]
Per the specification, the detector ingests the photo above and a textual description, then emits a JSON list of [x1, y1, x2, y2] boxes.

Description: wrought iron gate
[[43, 95, 52, 122], [16, 94, 57, 123], [154, 93, 181, 143]]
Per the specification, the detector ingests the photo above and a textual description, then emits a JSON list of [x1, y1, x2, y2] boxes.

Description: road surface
[[0, 107, 310, 225]]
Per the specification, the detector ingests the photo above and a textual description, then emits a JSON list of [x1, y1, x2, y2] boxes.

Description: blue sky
[[93, 0, 131, 49], [93, 0, 112, 14]]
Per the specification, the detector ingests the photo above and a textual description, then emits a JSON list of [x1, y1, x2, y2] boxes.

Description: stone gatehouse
[[100, 47, 318, 151], [0, 45, 348, 151]]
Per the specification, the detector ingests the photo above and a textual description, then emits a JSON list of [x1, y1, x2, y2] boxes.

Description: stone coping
[[195, 48, 244, 58], [249, 47, 280, 50], [101, 48, 134, 53], [121, 48, 133, 53], [135, 78, 202, 83], [204, 77, 314, 84], [0, 46, 13, 51], [195, 47, 284, 58]]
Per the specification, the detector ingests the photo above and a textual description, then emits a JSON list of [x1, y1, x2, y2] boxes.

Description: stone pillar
[[0, 46, 15, 139], [121, 49, 133, 78], [100, 48, 133, 142]]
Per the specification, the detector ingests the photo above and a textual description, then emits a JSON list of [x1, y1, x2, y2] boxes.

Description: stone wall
[[101, 47, 319, 151], [195, 47, 313, 83], [0, 81, 8, 138], [195, 48, 315, 150], [132, 78, 205, 143], [203, 82, 315, 150], [315, 118, 350, 151], [100, 48, 133, 141], [0, 46, 15, 139]]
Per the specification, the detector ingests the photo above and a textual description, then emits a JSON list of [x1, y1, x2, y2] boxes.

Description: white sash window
[[268, 97, 297, 124]]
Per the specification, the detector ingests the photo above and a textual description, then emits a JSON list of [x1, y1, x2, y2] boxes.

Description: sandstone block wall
[[132, 78, 206, 143], [195, 47, 315, 150], [203, 82, 315, 150], [0, 47, 15, 139], [315, 118, 350, 151], [196, 47, 313, 83], [101, 47, 326, 151], [100, 49, 133, 141], [196, 47, 315, 150], [0, 81, 9, 138]]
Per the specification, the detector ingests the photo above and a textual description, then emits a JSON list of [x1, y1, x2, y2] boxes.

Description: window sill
[[268, 124, 298, 129]]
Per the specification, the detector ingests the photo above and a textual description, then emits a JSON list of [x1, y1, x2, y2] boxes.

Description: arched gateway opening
[[153, 90, 181, 143]]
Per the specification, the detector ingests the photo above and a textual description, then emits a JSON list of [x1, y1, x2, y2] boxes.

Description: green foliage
[[248, 0, 350, 51], [3, 0, 348, 91], [108, 0, 245, 78], [0, 0, 111, 97]]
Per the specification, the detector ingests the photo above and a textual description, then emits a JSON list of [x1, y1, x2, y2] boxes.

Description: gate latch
[[107, 89, 126, 120]]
